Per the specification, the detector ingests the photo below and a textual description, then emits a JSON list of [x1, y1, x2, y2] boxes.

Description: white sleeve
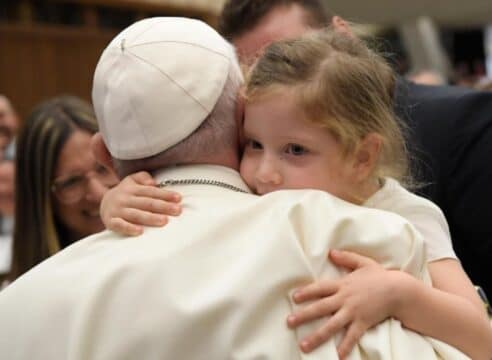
[[0, 234, 12, 275], [398, 203, 457, 262], [364, 179, 457, 263]]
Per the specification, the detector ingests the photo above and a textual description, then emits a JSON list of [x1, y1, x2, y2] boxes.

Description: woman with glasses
[[7, 95, 119, 282]]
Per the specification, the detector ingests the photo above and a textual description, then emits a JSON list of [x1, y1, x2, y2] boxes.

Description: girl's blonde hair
[[245, 29, 410, 185]]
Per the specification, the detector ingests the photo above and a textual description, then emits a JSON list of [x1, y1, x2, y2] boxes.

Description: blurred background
[[1, 0, 492, 120]]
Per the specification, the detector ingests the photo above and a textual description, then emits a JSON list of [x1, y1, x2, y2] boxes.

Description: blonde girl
[[100, 30, 492, 359]]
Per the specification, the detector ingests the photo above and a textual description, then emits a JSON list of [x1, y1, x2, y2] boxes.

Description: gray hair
[[113, 48, 243, 177]]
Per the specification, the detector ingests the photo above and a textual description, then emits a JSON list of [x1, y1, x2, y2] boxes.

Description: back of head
[[246, 29, 410, 184], [92, 17, 243, 176], [219, 0, 332, 40], [11, 95, 96, 280]]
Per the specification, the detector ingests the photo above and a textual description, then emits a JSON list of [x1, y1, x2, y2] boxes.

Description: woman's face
[[51, 130, 119, 240]]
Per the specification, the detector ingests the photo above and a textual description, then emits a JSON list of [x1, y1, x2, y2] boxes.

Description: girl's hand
[[287, 249, 398, 359], [100, 171, 182, 236]]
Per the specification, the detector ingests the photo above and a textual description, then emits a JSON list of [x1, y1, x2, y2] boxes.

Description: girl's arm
[[100, 171, 182, 236], [288, 250, 492, 359], [394, 258, 492, 358]]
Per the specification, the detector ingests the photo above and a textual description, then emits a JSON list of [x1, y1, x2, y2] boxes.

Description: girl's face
[[240, 92, 361, 203]]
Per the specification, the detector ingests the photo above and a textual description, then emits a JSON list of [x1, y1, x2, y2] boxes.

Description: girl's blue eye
[[286, 144, 307, 155]]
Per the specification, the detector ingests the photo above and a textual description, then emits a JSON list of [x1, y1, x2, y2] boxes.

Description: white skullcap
[[92, 17, 236, 160]]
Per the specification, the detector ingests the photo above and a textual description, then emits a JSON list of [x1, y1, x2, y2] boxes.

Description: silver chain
[[158, 178, 248, 193]]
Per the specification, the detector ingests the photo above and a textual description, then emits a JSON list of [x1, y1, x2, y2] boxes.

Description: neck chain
[[158, 178, 248, 193]]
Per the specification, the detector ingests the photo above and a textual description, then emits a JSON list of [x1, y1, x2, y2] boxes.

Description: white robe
[[0, 165, 468, 359]]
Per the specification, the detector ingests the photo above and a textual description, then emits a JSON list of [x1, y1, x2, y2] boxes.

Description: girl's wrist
[[386, 270, 417, 320]]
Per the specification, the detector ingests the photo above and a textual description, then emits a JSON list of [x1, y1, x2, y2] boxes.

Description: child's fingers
[[299, 308, 350, 353], [293, 280, 338, 303], [329, 249, 376, 271], [108, 217, 144, 236], [133, 185, 181, 202], [337, 322, 365, 359], [129, 171, 156, 186], [127, 197, 182, 216], [287, 295, 341, 328], [120, 208, 169, 227]]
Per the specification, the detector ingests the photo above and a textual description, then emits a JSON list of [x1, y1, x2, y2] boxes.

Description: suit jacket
[[0, 165, 466, 359], [394, 80, 492, 296]]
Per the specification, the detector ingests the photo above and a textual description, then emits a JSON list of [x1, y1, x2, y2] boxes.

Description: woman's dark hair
[[10, 95, 97, 280]]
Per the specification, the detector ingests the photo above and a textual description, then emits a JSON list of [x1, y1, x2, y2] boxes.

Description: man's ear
[[331, 16, 354, 37], [353, 133, 382, 182], [90, 132, 114, 171]]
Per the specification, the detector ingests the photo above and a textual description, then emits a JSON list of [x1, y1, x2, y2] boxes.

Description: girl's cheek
[[239, 157, 254, 188]]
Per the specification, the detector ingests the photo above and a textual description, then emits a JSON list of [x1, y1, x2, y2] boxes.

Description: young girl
[[100, 30, 492, 359]]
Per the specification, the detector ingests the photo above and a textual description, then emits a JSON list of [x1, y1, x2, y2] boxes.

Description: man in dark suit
[[394, 80, 492, 296], [218, 0, 492, 296]]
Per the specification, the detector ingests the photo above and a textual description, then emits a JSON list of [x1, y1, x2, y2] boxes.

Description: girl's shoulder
[[364, 177, 444, 216], [365, 178, 455, 262]]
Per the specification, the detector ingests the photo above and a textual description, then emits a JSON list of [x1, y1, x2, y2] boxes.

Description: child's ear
[[236, 89, 246, 149], [353, 133, 382, 182], [331, 16, 354, 37]]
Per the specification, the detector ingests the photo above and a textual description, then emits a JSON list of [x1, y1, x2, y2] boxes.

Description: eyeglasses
[[51, 164, 118, 204]]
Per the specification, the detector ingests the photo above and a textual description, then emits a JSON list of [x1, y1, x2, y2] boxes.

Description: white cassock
[[0, 165, 468, 359]]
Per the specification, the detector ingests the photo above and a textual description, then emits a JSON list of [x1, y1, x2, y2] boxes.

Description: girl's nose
[[255, 158, 282, 186]]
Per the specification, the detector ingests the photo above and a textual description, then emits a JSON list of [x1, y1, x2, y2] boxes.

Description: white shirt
[[0, 216, 13, 275], [0, 235, 12, 275], [0, 165, 467, 359], [364, 178, 457, 262], [0, 139, 15, 275]]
